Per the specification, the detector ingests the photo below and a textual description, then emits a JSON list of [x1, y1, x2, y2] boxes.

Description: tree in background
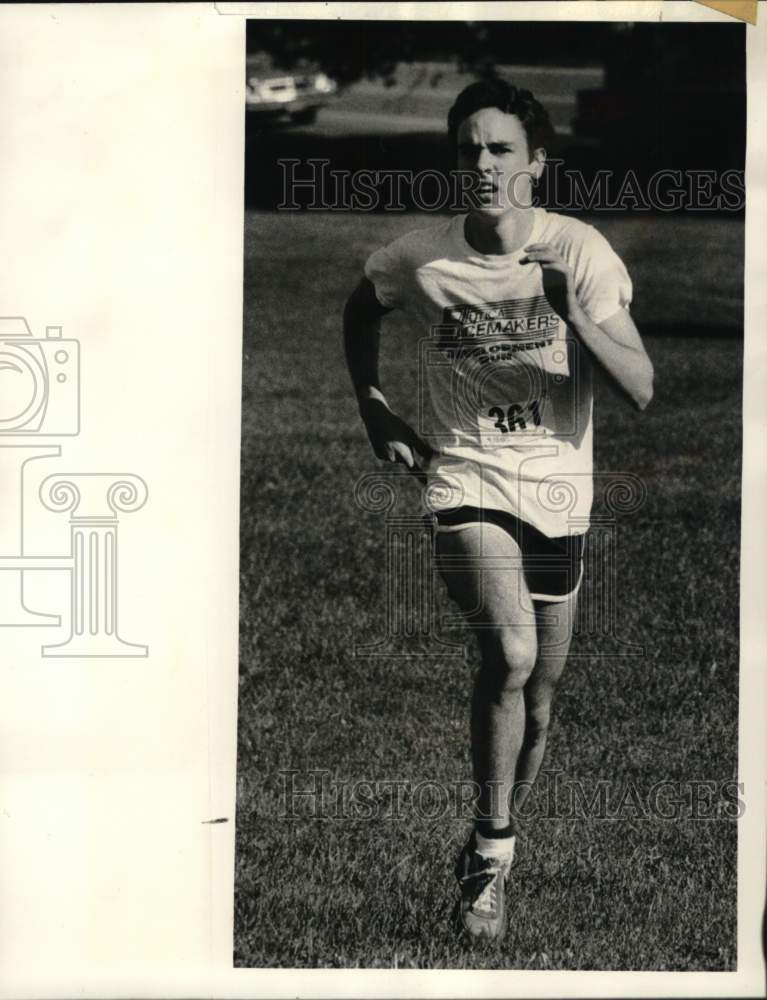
[[245, 20, 615, 85]]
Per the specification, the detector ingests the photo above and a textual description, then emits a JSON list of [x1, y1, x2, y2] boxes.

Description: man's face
[[455, 107, 543, 217]]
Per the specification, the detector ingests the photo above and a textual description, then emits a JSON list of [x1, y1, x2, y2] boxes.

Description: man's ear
[[531, 146, 547, 181]]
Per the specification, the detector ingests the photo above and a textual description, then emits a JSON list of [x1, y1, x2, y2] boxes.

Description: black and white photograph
[[236, 9, 748, 971], [2, 2, 766, 997]]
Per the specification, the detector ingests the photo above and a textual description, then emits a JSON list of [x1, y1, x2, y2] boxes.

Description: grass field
[[235, 209, 742, 970]]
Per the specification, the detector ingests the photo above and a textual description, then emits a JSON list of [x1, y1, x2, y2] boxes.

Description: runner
[[343, 78, 654, 941]]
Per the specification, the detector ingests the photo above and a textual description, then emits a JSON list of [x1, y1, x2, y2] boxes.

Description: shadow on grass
[[640, 324, 742, 339], [245, 122, 453, 211]]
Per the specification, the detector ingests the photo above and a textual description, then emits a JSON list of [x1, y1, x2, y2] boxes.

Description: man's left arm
[[567, 303, 654, 411], [522, 242, 654, 411]]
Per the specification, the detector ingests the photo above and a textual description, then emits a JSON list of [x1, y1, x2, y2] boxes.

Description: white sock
[[475, 830, 516, 862]]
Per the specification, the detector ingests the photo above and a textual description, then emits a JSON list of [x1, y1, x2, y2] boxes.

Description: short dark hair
[[447, 78, 556, 158]]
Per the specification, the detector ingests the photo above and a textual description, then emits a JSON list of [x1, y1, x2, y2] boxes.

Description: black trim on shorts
[[433, 505, 586, 601]]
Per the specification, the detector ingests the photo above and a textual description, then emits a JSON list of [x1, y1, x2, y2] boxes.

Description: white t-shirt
[[364, 208, 632, 537]]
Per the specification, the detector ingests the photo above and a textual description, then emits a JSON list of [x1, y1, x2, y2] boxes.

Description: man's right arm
[[343, 276, 431, 470], [343, 275, 390, 408]]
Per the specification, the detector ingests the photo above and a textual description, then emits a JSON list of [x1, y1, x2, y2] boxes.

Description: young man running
[[343, 79, 653, 941]]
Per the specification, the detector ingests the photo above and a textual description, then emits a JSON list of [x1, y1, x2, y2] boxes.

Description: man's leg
[[436, 522, 538, 938], [511, 594, 578, 816], [436, 523, 538, 832]]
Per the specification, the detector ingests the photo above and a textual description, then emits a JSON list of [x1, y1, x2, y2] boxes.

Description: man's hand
[[358, 397, 433, 472], [520, 242, 581, 325]]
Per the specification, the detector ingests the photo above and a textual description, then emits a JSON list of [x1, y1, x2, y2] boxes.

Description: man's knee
[[480, 626, 537, 690], [525, 696, 553, 742]]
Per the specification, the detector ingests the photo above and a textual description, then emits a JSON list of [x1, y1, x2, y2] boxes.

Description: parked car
[[246, 56, 337, 125]]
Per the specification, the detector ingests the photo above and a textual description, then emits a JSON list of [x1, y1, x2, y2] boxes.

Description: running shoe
[[455, 834, 513, 941]]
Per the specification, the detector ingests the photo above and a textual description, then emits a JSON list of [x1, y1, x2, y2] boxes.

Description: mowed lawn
[[236, 210, 742, 970]]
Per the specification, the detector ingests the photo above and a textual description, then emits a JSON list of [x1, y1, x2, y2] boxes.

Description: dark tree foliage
[[245, 20, 618, 85], [245, 19, 744, 91]]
